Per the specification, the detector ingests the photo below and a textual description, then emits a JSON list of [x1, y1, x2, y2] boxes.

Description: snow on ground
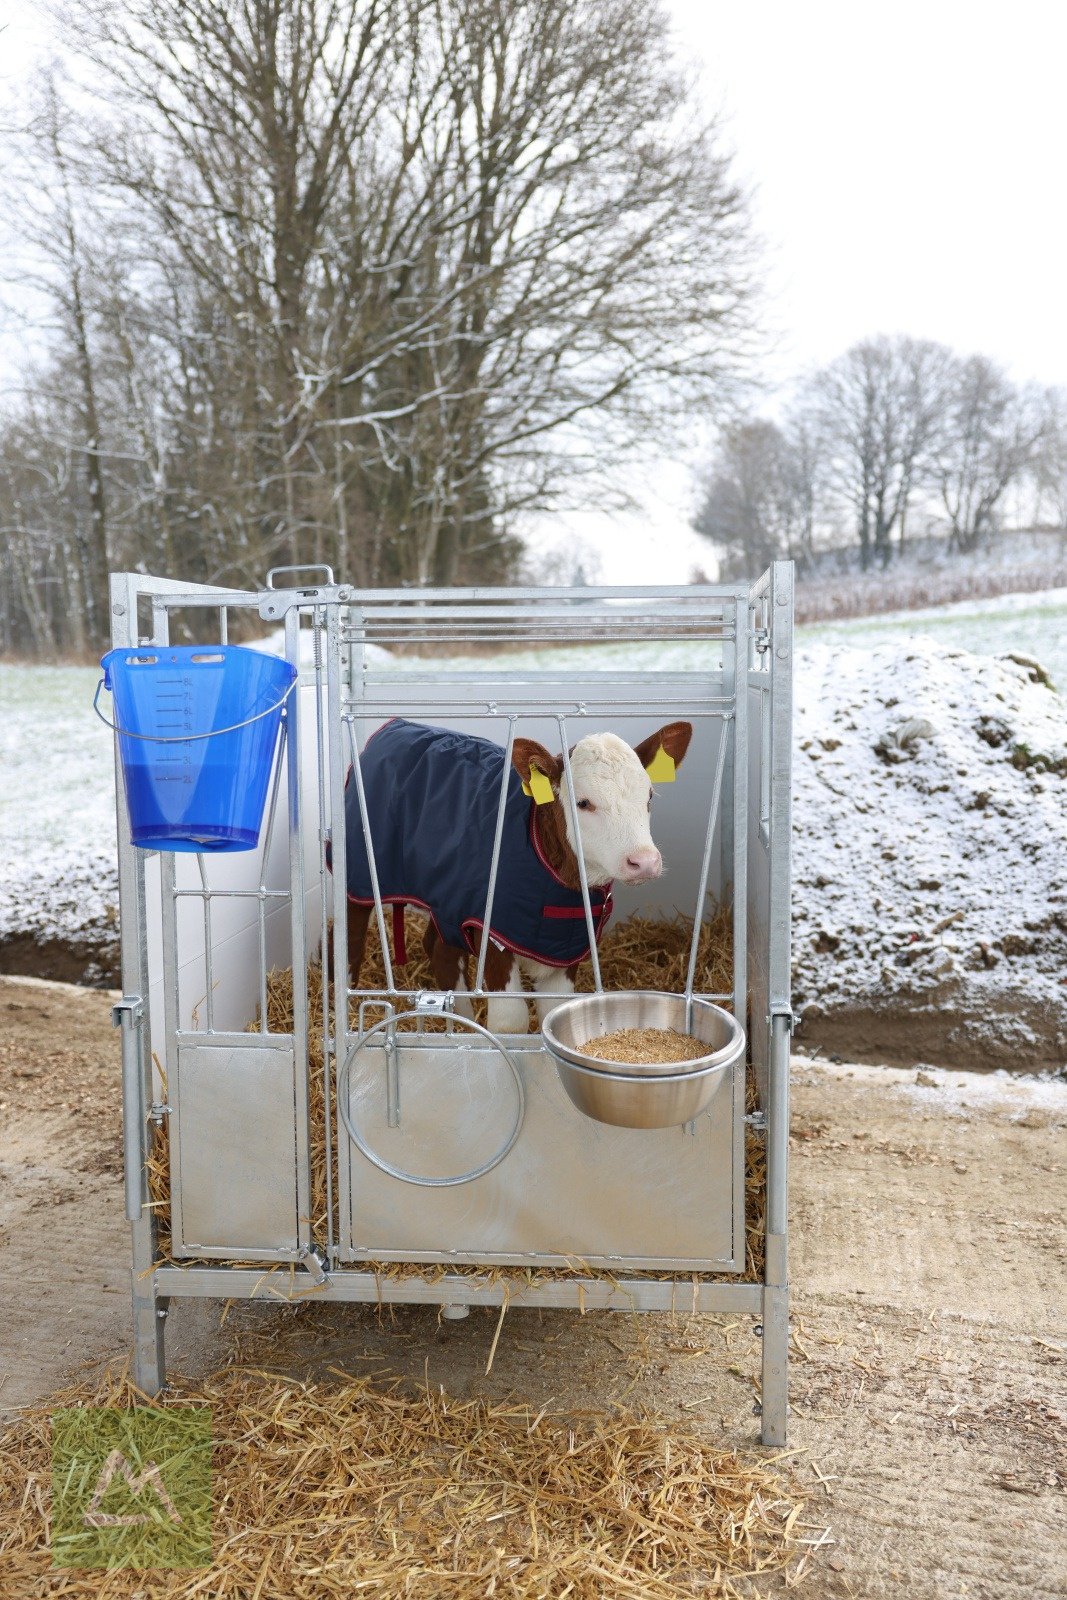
[[792, 640, 1066, 1068], [0, 665, 119, 980], [1, 588, 1065, 1061]]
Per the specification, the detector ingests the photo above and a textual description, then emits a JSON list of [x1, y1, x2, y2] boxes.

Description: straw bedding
[[150, 908, 766, 1282], [0, 1365, 803, 1596]]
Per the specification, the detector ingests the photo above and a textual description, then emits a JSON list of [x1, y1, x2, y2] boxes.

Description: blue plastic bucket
[[99, 645, 297, 852]]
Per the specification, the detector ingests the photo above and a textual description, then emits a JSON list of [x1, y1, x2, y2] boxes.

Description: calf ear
[[633, 721, 694, 782], [512, 738, 563, 803]]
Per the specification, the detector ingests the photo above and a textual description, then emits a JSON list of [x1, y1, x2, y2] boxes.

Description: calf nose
[[622, 847, 662, 882]]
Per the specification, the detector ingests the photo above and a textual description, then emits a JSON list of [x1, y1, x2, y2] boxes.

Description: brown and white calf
[[341, 717, 693, 1032]]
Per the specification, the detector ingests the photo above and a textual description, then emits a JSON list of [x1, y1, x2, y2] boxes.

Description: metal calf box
[[108, 566, 793, 1443]]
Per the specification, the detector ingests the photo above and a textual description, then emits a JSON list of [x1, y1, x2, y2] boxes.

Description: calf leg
[[425, 928, 475, 1019], [346, 903, 372, 990], [484, 948, 532, 1036], [520, 957, 577, 1024]]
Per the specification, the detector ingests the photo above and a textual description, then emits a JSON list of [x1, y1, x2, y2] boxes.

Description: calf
[[341, 717, 692, 1032]]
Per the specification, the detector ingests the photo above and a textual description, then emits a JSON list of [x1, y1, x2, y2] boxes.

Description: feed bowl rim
[[541, 990, 745, 1077]]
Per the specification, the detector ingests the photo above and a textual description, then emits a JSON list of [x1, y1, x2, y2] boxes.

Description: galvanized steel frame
[[107, 565, 792, 1443]]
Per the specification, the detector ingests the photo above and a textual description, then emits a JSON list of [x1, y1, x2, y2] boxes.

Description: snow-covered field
[[1, 587, 1064, 1066]]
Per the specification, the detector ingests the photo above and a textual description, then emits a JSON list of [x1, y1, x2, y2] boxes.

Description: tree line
[[0, 0, 756, 657], [695, 335, 1067, 577]]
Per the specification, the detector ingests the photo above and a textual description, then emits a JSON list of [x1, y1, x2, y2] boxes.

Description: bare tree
[[692, 416, 819, 578], [36, 0, 756, 593], [806, 335, 954, 569], [935, 355, 1051, 551]]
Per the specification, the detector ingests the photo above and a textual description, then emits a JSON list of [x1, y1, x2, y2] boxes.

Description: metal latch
[[112, 995, 147, 1223], [296, 1245, 329, 1286], [259, 565, 350, 619], [744, 1109, 768, 1131]]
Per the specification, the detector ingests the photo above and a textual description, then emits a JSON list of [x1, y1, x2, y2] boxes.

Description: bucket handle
[[93, 674, 297, 743]]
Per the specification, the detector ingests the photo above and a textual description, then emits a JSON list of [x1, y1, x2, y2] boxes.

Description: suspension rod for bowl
[[683, 715, 732, 1031], [556, 714, 603, 994], [473, 715, 518, 997]]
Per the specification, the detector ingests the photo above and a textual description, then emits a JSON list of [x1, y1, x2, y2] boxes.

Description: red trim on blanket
[[346, 891, 447, 955], [541, 901, 609, 920]]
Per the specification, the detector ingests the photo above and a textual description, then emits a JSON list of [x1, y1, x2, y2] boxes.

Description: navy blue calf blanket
[[337, 718, 612, 968]]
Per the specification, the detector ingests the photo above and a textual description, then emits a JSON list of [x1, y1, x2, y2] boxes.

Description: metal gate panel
[[339, 1041, 741, 1271], [170, 1036, 307, 1258]]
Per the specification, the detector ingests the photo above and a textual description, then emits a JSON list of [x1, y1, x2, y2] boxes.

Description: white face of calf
[[512, 722, 693, 887]]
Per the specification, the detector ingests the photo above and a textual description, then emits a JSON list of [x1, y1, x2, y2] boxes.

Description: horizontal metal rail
[[154, 1265, 763, 1313], [344, 695, 736, 715]]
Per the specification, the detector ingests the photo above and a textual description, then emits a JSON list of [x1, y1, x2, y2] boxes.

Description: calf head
[[511, 721, 693, 887]]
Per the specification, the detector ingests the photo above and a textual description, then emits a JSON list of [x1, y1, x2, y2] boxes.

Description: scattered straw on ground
[[151, 908, 765, 1282], [0, 1365, 803, 1597], [582, 1027, 709, 1065]]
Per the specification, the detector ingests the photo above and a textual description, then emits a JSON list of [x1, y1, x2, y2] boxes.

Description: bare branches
[[1, 0, 757, 650]]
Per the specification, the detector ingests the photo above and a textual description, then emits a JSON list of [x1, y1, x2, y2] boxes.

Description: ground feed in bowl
[[583, 1026, 707, 1065]]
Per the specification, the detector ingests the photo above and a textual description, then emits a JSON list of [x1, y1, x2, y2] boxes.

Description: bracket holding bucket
[[97, 645, 297, 853]]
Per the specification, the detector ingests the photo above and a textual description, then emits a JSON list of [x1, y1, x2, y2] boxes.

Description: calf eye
[[577, 798, 595, 812]]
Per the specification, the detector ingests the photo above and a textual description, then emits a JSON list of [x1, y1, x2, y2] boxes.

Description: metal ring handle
[[93, 674, 297, 743], [266, 564, 335, 589], [338, 1011, 525, 1188]]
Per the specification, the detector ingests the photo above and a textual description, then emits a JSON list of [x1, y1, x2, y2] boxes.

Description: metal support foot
[[132, 1282, 168, 1395], [760, 1281, 788, 1446]]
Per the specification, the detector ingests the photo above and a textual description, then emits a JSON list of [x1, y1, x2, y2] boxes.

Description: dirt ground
[[1, 974, 1065, 1599]]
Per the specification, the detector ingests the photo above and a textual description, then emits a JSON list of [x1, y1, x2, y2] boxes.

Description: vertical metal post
[[111, 572, 167, 1394], [285, 607, 313, 1247], [328, 606, 355, 1265], [731, 595, 749, 1027], [761, 561, 794, 1446], [761, 1012, 791, 1446]]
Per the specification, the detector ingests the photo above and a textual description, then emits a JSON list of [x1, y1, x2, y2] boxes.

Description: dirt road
[[1, 975, 1064, 1598]]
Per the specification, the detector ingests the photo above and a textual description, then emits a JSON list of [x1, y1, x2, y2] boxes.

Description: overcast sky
[[543, 0, 1067, 579], [2, 0, 1063, 580]]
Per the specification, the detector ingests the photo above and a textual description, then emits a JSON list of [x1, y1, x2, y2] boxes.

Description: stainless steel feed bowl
[[541, 992, 745, 1128]]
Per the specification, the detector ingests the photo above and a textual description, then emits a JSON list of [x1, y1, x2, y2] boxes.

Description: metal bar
[[315, 606, 335, 1255], [343, 986, 736, 1007], [284, 607, 312, 1249], [154, 1265, 764, 1314], [344, 716, 395, 995], [218, 606, 228, 644], [345, 584, 751, 603], [762, 1016, 791, 1446], [683, 717, 732, 1012], [115, 999, 144, 1222], [257, 715, 289, 1032], [329, 606, 356, 1265], [173, 888, 287, 900], [110, 571, 167, 1395], [731, 595, 749, 1024], [196, 854, 213, 1033], [556, 714, 603, 992], [473, 716, 517, 995]]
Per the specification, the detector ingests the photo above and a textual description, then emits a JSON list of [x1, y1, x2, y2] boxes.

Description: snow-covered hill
[[792, 641, 1066, 1068]]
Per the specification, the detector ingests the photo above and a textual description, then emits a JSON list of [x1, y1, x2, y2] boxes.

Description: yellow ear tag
[[645, 746, 676, 784], [523, 766, 555, 805]]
